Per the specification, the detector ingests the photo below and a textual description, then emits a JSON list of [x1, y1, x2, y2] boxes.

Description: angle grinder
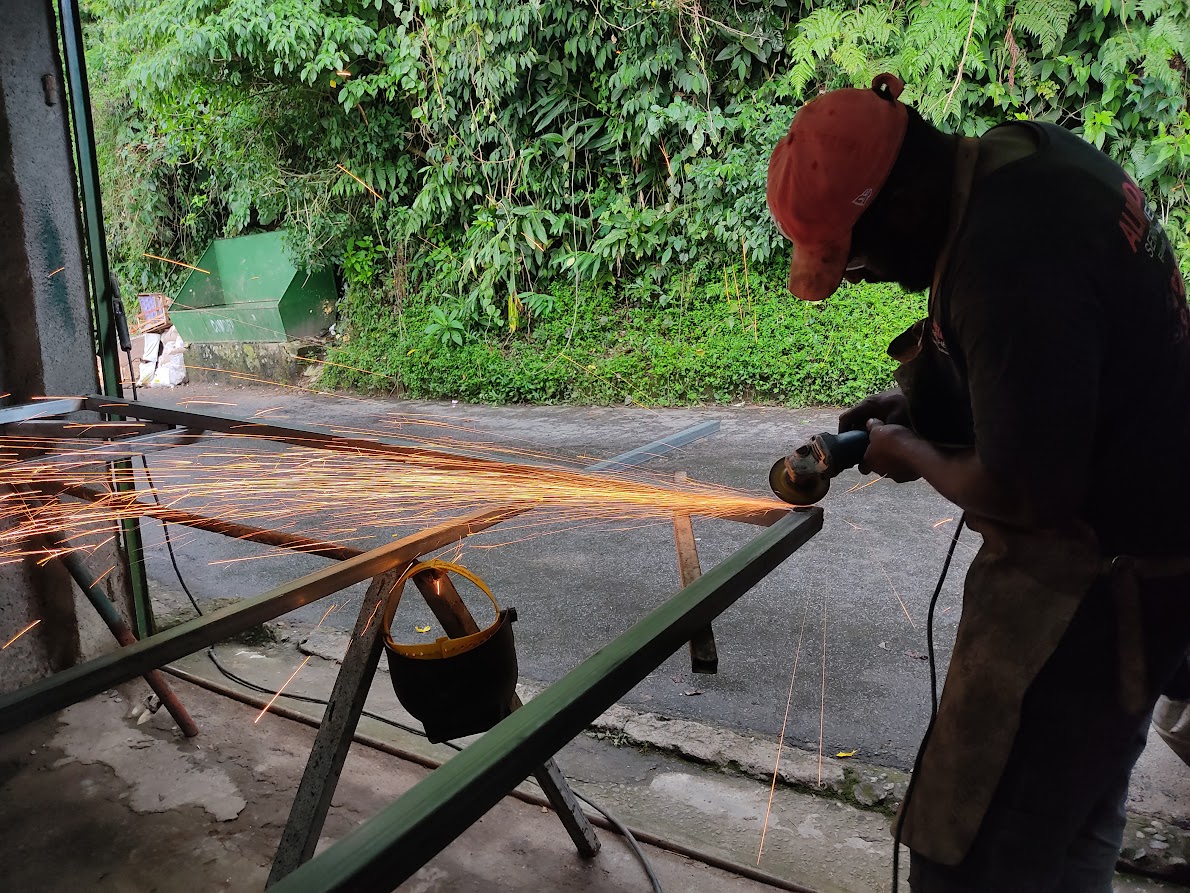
[[769, 430, 870, 505]]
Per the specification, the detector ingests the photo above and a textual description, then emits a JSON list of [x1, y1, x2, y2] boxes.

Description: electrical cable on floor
[[890, 512, 966, 893], [136, 450, 664, 892]]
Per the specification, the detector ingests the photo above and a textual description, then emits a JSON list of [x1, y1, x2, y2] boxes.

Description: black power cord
[[135, 449, 662, 892], [891, 511, 966, 892]]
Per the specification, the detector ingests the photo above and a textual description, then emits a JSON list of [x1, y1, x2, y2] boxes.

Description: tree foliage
[[85, 0, 1189, 348]]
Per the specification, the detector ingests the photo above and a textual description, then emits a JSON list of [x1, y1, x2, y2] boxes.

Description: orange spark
[[290, 353, 389, 379], [91, 564, 117, 587], [817, 590, 829, 787], [843, 474, 885, 495], [758, 594, 812, 864], [932, 517, 954, 529], [142, 253, 211, 274], [879, 566, 916, 630], [362, 599, 386, 635], [254, 656, 312, 723], [335, 163, 383, 200], [47, 267, 65, 279], [3, 619, 42, 649]]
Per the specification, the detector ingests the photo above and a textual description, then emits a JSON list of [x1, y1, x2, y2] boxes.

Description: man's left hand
[[861, 419, 923, 482]]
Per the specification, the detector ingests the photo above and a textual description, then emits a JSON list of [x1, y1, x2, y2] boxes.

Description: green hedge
[[325, 261, 925, 406]]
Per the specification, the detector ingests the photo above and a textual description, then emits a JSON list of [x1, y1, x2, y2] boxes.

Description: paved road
[[133, 383, 972, 770]]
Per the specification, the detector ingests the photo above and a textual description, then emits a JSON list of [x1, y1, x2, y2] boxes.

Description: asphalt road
[[133, 383, 974, 770]]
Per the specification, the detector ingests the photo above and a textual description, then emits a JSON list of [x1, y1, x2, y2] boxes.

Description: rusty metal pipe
[[42, 483, 364, 562], [50, 539, 200, 737]]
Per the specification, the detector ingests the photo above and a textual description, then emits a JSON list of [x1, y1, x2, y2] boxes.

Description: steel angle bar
[[2, 421, 171, 439], [0, 504, 524, 734], [38, 484, 366, 562], [2, 428, 204, 472], [584, 420, 720, 472], [0, 399, 87, 425], [271, 506, 823, 893], [84, 396, 510, 467]]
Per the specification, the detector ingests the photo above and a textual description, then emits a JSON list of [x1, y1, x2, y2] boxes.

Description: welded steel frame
[[271, 507, 822, 892], [0, 395, 822, 891], [0, 396, 743, 728]]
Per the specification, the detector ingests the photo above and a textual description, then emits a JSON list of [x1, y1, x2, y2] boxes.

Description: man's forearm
[[897, 440, 1057, 529]]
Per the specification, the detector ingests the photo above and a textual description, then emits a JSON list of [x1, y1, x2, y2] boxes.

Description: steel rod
[[83, 396, 511, 467], [41, 483, 365, 562], [54, 544, 199, 737], [584, 420, 720, 472], [0, 399, 86, 425], [0, 504, 522, 734], [270, 507, 823, 893]]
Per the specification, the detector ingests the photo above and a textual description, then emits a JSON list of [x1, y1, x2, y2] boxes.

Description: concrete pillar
[[0, 0, 136, 692]]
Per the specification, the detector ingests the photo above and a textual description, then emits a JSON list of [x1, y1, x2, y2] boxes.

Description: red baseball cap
[[767, 74, 909, 301]]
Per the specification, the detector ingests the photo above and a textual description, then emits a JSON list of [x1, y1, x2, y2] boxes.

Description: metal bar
[[270, 507, 823, 893], [57, 1, 120, 397], [266, 566, 409, 886], [5, 429, 206, 470], [674, 516, 717, 674], [0, 504, 522, 734], [54, 543, 199, 737], [83, 396, 508, 467], [2, 421, 170, 439], [45, 484, 366, 562], [0, 399, 86, 425], [11, 480, 196, 733], [584, 420, 720, 472]]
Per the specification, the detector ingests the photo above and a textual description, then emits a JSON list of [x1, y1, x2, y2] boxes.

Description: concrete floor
[[0, 671, 1181, 893], [5, 383, 1185, 891], [0, 679, 783, 893]]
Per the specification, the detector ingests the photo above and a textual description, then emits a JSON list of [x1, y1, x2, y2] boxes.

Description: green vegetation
[[84, 0, 1190, 405]]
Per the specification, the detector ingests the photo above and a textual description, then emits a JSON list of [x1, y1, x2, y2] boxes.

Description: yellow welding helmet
[[381, 561, 518, 743]]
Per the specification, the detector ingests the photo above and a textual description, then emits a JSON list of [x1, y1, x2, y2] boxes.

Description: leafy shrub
[[83, 0, 1188, 404]]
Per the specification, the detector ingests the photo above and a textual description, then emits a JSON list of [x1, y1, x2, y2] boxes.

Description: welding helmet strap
[[381, 559, 502, 658]]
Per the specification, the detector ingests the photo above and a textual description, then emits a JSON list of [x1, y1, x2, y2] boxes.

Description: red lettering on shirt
[[1118, 180, 1148, 254]]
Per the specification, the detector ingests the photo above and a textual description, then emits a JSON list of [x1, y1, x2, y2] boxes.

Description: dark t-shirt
[[934, 122, 1190, 555]]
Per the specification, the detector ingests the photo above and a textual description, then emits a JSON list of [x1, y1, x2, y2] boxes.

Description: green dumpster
[[170, 231, 337, 343]]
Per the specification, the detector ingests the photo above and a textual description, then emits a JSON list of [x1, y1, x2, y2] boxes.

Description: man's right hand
[[838, 388, 911, 432]]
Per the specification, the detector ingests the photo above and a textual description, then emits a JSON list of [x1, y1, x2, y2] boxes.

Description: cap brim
[[787, 239, 849, 302]]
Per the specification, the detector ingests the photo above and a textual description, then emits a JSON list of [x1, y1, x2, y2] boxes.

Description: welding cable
[[140, 467, 667, 893], [571, 788, 664, 893], [890, 512, 966, 893], [124, 349, 139, 401]]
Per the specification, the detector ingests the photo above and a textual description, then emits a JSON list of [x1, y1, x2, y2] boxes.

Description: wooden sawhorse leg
[[267, 563, 598, 886]]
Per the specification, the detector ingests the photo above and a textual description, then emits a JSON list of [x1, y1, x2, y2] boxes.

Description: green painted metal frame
[[270, 507, 822, 892], [57, 0, 153, 635], [0, 503, 521, 734]]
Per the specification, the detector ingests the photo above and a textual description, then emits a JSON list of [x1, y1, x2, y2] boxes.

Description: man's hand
[[839, 388, 911, 433], [860, 419, 923, 481]]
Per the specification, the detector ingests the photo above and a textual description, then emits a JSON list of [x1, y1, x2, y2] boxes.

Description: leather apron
[[891, 138, 1112, 865]]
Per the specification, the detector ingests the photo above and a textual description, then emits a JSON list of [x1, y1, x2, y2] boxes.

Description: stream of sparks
[[0, 425, 783, 569]]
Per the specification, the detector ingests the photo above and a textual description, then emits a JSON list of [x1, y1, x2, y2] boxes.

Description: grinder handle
[[822, 429, 870, 474]]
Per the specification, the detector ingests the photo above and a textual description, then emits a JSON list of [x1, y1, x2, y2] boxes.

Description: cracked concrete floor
[[0, 678, 858, 893], [1, 661, 1184, 893]]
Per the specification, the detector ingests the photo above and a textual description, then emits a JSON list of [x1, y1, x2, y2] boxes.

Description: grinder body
[[769, 430, 870, 505]]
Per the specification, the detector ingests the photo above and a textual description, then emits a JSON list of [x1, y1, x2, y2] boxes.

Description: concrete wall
[[0, 0, 135, 693]]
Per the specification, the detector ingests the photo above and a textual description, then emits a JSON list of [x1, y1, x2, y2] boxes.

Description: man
[[766, 74, 1190, 891]]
